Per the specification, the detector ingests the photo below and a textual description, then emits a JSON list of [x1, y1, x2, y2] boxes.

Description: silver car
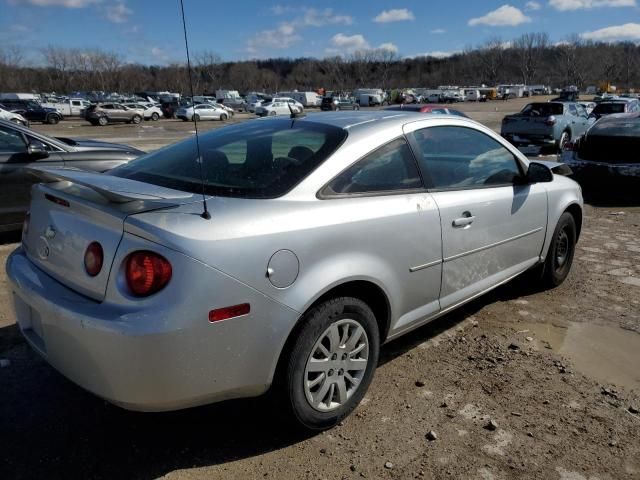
[[6, 112, 583, 430]]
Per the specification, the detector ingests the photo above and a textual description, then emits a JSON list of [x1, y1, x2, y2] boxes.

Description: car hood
[[56, 137, 144, 154]]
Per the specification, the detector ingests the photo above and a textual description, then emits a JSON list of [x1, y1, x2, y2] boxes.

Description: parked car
[[0, 105, 29, 126], [426, 93, 443, 103], [561, 111, 640, 186], [217, 97, 247, 112], [6, 112, 582, 430], [0, 99, 63, 124], [255, 100, 303, 117], [501, 102, 592, 151], [41, 98, 92, 117], [589, 99, 640, 120], [0, 119, 143, 232], [85, 103, 144, 126], [123, 103, 163, 121], [384, 104, 469, 117], [176, 104, 229, 121], [320, 96, 360, 111], [161, 100, 182, 119]]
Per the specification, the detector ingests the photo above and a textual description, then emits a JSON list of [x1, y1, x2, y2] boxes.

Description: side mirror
[[526, 162, 553, 183], [27, 141, 49, 158]]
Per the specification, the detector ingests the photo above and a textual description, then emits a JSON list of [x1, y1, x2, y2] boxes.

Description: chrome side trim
[[443, 227, 543, 263], [409, 259, 442, 273]]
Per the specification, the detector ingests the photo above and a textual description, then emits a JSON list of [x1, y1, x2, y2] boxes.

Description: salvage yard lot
[[0, 98, 639, 480]]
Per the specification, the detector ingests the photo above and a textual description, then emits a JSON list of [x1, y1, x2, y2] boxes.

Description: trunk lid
[[22, 166, 199, 301]]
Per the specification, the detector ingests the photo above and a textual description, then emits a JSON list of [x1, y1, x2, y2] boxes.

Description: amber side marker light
[[209, 303, 251, 323]]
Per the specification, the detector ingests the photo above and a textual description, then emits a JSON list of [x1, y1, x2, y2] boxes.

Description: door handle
[[452, 212, 475, 227]]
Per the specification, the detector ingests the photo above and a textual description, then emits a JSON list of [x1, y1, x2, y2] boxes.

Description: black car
[[0, 99, 63, 124], [0, 119, 144, 232], [320, 96, 360, 111]]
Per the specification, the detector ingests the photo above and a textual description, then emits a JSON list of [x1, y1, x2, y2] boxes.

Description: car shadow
[[570, 174, 640, 207], [0, 231, 21, 246], [0, 278, 539, 480]]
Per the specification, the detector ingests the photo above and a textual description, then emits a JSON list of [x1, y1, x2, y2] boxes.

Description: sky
[[1, 0, 640, 65]]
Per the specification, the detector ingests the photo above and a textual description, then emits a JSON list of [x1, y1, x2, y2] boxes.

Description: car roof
[[275, 110, 475, 133]]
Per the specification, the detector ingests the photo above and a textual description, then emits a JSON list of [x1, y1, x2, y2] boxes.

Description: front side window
[[322, 138, 422, 196], [409, 126, 522, 190], [0, 126, 26, 153], [110, 119, 347, 199]]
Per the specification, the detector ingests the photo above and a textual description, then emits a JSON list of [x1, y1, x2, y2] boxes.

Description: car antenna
[[287, 101, 303, 124], [178, 0, 210, 220]]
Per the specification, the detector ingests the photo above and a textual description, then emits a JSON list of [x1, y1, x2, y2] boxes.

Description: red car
[[384, 104, 469, 117]]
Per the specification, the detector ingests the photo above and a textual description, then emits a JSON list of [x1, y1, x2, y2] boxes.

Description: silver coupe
[[6, 111, 583, 430]]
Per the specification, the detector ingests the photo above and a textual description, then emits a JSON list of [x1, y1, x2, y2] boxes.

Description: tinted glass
[[323, 138, 422, 195], [520, 103, 563, 116], [593, 103, 625, 114], [568, 104, 578, 116], [410, 126, 521, 189], [110, 119, 347, 199], [0, 126, 27, 153]]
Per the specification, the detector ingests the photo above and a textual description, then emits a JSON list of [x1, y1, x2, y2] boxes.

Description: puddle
[[513, 321, 640, 391]]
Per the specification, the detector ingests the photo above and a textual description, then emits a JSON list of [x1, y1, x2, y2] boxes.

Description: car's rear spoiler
[[531, 160, 573, 176], [26, 166, 195, 204]]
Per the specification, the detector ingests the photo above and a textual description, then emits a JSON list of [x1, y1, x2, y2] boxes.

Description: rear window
[[520, 103, 563, 116], [109, 119, 347, 199], [593, 103, 625, 114]]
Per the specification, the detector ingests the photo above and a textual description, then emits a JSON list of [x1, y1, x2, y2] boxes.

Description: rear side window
[[110, 119, 347, 199], [322, 138, 422, 196], [409, 126, 522, 190]]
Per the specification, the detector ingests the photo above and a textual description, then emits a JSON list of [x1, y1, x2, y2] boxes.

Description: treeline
[[1, 34, 639, 94]]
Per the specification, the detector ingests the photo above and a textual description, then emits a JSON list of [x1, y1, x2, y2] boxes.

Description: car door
[[320, 137, 443, 335], [405, 123, 547, 310], [0, 125, 64, 230], [567, 103, 586, 137]]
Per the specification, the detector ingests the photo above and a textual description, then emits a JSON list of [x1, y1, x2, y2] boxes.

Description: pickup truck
[[501, 102, 592, 152], [41, 98, 92, 117]]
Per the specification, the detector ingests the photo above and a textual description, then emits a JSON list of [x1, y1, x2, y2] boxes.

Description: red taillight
[[125, 251, 172, 297], [22, 211, 30, 238], [209, 303, 250, 323], [84, 242, 104, 277], [545, 115, 557, 126]]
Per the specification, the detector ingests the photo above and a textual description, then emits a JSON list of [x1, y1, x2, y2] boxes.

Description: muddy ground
[[0, 98, 639, 480]]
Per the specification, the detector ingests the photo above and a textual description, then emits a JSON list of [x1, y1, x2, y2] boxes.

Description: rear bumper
[[6, 246, 300, 412]]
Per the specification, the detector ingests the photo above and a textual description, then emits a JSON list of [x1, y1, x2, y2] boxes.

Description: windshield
[[109, 119, 347, 198], [520, 103, 563, 116], [593, 103, 625, 114]]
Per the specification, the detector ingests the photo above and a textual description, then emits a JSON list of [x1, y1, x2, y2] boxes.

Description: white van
[[291, 92, 321, 107], [464, 89, 481, 102]]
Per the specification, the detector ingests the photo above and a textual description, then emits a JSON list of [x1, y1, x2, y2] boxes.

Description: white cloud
[[373, 8, 415, 23], [150, 47, 169, 62], [580, 22, 640, 40], [525, 1, 542, 10], [9, 0, 99, 6], [468, 5, 531, 26], [246, 23, 302, 53], [104, 1, 131, 23], [410, 50, 461, 59], [377, 42, 399, 53], [430, 28, 446, 34], [246, 7, 351, 54], [549, 0, 636, 10], [329, 33, 371, 52]]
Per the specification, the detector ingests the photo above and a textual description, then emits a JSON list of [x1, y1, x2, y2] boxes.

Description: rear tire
[[542, 212, 576, 288], [97, 116, 108, 126], [281, 297, 379, 430], [557, 131, 570, 152], [47, 115, 60, 125], [193, 114, 200, 121], [151, 112, 160, 121], [131, 115, 142, 124]]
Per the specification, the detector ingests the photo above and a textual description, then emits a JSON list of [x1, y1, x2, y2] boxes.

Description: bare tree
[[513, 32, 549, 85], [476, 38, 506, 85]]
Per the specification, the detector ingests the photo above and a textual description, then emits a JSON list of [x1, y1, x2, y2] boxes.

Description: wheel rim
[[560, 133, 569, 149], [554, 227, 570, 271], [98, 117, 107, 125], [303, 319, 369, 412]]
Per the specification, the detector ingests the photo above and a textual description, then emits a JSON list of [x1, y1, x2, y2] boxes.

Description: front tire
[[131, 114, 142, 124], [220, 113, 228, 121], [97, 116, 108, 126], [283, 297, 379, 430], [47, 115, 60, 125], [542, 212, 576, 287], [557, 131, 570, 152]]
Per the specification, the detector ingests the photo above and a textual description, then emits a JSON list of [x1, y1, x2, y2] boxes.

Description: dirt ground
[[1, 98, 639, 480]]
